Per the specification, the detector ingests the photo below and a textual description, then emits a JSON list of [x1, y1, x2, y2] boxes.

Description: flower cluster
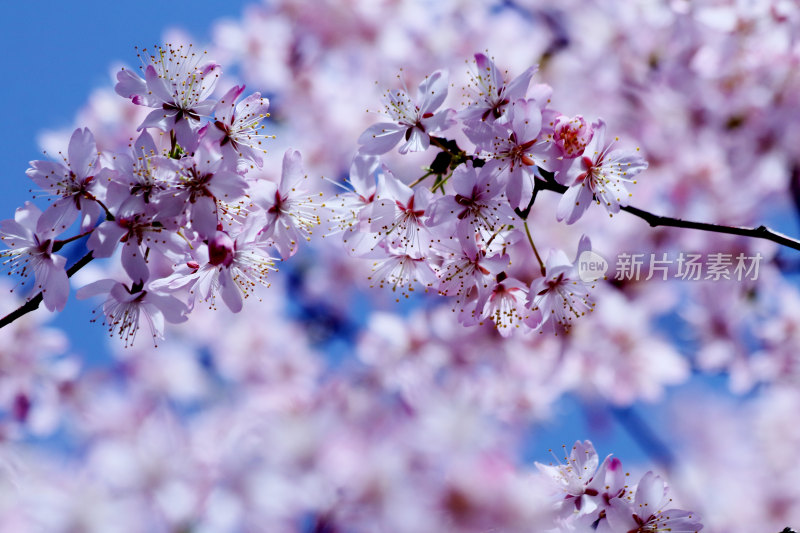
[[537, 440, 703, 532], [1, 44, 318, 345], [331, 53, 647, 335]]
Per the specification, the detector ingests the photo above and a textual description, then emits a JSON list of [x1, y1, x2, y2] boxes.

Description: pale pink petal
[[357, 123, 405, 155], [36, 199, 79, 238], [121, 242, 150, 283], [67, 128, 97, 178]]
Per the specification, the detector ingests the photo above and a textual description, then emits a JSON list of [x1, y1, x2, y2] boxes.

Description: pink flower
[[527, 236, 596, 334], [76, 278, 187, 347], [115, 44, 221, 149], [599, 472, 703, 533], [256, 149, 320, 259], [367, 244, 439, 299], [206, 84, 273, 167], [552, 115, 594, 159], [87, 207, 184, 285], [25, 127, 106, 234], [467, 99, 552, 209], [436, 224, 509, 297], [536, 441, 625, 521], [327, 155, 378, 231], [427, 161, 515, 240], [358, 70, 454, 155], [460, 53, 536, 124], [174, 147, 248, 238], [0, 203, 69, 312], [105, 130, 180, 211], [545, 115, 596, 177], [368, 167, 436, 256], [458, 272, 530, 336], [556, 120, 648, 224], [158, 228, 277, 313]]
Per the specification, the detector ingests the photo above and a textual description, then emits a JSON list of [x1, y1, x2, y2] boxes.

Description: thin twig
[[409, 170, 434, 188], [52, 228, 95, 253], [534, 177, 800, 252], [425, 135, 800, 252], [524, 221, 546, 276], [514, 179, 542, 220], [0, 251, 94, 329]]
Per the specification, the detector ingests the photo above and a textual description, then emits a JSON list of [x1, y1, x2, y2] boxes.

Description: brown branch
[[425, 135, 800, 251], [426, 135, 800, 252], [0, 251, 94, 329], [534, 177, 800, 252], [52, 228, 95, 253]]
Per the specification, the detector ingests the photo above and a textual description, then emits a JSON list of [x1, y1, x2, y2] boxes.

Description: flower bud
[[553, 115, 593, 158]]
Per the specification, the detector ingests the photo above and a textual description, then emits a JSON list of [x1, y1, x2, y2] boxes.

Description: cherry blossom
[[467, 98, 553, 209], [26, 127, 107, 234], [463, 272, 530, 335], [173, 146, 248, 237], [435, 225, 509, 298], [527, 236, 596, 334], [368, 167, 437, 256], [76, 278, 187, 347], [536, 440, 625, 522], [158, 227, 277, 313], [8, 1, 800, 529], [358, 70, 454, 155], [255, 149, 320, 259], [460, 53, 536, 125], [556, 120, 648, 224], [205, 84, 273, 167], [427, 161, 515, 241], [106, 130, 181, 214], [599, 472, 703, 533], [115, 44, 221, 148], [0, 203, 69, 312]]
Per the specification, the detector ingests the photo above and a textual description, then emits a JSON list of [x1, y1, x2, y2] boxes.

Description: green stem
[[409, 170, 434, 188], [524, 221, 546, 276], [431, 171, 453, 193]]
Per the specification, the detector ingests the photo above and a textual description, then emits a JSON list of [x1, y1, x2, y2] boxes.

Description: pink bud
[[553, 115, 593, 158]]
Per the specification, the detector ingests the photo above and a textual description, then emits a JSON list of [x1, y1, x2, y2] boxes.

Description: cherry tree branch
[[0, 251, 94, 329], [426, 136, 800, 252], [534, 176, 800, 252], [52, 228, 95, 253]]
